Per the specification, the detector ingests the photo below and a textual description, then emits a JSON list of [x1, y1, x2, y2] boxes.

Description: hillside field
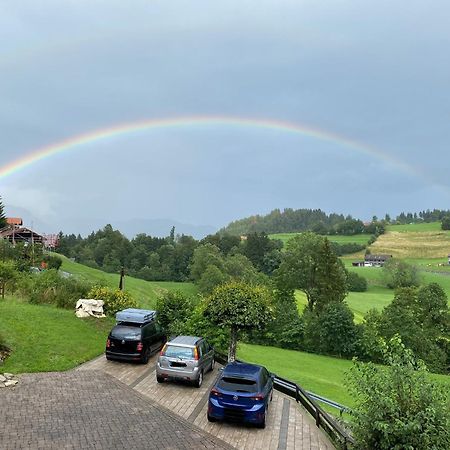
[[269, 232, 370, 246], [238, 343, 450, 412], [59, 254, 198, 309], [370, 225, 450, 259]]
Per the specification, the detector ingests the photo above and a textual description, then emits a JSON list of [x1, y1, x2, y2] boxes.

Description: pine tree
[[0, 196, 6, 229]]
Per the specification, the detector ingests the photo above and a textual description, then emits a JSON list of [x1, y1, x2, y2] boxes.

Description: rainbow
[[0, 115, 421, 181]]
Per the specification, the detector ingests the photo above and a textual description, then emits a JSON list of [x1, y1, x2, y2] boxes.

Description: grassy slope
[[0, 297, 114, 373], [370, 224, 450, 259], [269, 233, 370, 246], [238, 343, 450, 411], [0, 258, 199, 373], [59, 254, 198, 309]]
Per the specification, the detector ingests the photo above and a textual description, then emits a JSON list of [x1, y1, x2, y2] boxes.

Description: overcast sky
[[1, 0, 449, 236]]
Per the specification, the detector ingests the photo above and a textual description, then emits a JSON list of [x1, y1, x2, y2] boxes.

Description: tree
[[204, 281, 273, 361], [189, 244, 224, 282], [303, 302, 358, 357], [442, 216, 450, 230], [347, 271, 368, 292], [382, 259, 420, 289], [347, 336, 450, 450], [276, 233, 347, 312], [373, 286, 448, 372], [0, 196, 6, 229]]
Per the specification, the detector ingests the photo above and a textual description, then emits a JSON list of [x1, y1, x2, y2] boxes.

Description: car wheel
[[156, 375, 164, 383], [141, 349, 150, 364], [257, 410, 266, 429], [195, 371, 203, 388], [207, 413, 217, 422], [210, 358, 215, 372]]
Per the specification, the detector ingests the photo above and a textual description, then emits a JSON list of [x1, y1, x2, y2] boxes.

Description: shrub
[[347, 271, 368, 292], [155, 290, 193, 336], [88, 286, 137, 315], [19, 270, 93, 309], [347, 336, 450, 449], [383, 259, 420, 289], [41, 254, 62, 271]]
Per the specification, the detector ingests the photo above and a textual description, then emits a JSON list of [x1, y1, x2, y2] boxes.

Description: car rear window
[[111, 326, 141, 340], [218, 376, 258, 393], [164, 345, 194, 359]]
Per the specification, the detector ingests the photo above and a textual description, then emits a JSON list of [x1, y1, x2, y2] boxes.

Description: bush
[[155, 291, 194, 336], [19, 270, 93, 309], [347, 336, 450, 449], [88, 286, 137, 315], [41, 254, 62, 271], [442, 216, 450, 230], [183, 300, 229, 354], [383, 259, 420, 289], [347, 271, 368, 292]]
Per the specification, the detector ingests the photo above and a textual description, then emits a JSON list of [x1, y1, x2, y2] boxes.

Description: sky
[[1, 0, 449, 237]]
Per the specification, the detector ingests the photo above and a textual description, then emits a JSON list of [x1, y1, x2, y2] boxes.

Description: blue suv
[[207, 362, 273, 428]]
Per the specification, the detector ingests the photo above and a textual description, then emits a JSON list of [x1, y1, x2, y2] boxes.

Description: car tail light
[[210, 387, 222, 398], [106, 339, 111, 348], [250, 394, 264, 401], [194, 346, 199, 360], [160, 344, 167, 356], [137, 342, 143, 352]]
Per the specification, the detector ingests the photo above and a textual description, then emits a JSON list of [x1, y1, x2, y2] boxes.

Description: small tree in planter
[[204, 281, 273, 362]]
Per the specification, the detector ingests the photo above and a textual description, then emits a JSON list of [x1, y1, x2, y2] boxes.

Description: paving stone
[[0, 371, 232, 450]]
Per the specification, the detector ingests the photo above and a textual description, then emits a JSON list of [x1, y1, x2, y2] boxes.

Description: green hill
[[59, 254, 198, 308]]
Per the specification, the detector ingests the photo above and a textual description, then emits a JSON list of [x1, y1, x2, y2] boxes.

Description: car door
[[152, 322, 165, 353], [201, 340, 213, 370]]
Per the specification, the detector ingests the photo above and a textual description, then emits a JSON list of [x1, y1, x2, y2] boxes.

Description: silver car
[[156, 336, 215, 388]]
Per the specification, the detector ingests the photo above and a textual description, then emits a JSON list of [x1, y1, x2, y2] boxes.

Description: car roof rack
[[115, 308, 157, 324]]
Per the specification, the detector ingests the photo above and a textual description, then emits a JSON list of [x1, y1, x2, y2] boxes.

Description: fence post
[[295, 385, 299, 403], [315, 409, 321, 427]]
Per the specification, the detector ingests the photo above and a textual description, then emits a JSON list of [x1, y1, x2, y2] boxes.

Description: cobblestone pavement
[[0, 371, 233, 450]]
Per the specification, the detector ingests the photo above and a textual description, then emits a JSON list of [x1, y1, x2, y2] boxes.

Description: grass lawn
[[386, 222, 443, 232], [295, 286, 393, 323], [238, 343, 450, 413], [0, 296, 114, 373], [269, 233, 370, 247], [59, 254, 198, 309]]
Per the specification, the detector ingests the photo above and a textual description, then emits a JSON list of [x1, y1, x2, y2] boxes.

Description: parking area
[[78, 354, 335, 450], [0, 370, 232, 450]]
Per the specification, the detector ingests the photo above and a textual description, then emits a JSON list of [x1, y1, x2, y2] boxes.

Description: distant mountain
[[111, 218, 216, 240], [3, 205, 215, 239]]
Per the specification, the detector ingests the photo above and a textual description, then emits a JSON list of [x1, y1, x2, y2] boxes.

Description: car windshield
[[218, 376, 258, 393], [111, 325, 141, 340], [164, 345, 194, 359]]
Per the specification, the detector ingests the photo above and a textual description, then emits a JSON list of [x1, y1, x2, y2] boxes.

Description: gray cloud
[[1, 0, 449, 236]]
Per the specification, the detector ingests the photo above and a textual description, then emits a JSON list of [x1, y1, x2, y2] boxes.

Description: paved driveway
[[0, 371, 232, 450]]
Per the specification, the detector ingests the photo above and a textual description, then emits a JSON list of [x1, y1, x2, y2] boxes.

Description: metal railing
[[215, 352, 355, 449]]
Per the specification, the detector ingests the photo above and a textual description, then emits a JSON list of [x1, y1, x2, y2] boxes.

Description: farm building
[[352, 254, 392, 267], [0, 225, 44, 246], [0, 217, 45, 246]]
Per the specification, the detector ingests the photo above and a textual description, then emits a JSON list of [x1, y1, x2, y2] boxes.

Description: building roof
[[6, 217, 23, 226]]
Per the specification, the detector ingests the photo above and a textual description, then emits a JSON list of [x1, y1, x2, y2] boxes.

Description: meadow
[[269, 232, 370, 246], [238, 343, 450, 412], [0, 297, 114, 373], [60, 254, 198, 309]]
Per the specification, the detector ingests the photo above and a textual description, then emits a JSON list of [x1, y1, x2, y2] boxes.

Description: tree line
[[221, 208, 387, 235]]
